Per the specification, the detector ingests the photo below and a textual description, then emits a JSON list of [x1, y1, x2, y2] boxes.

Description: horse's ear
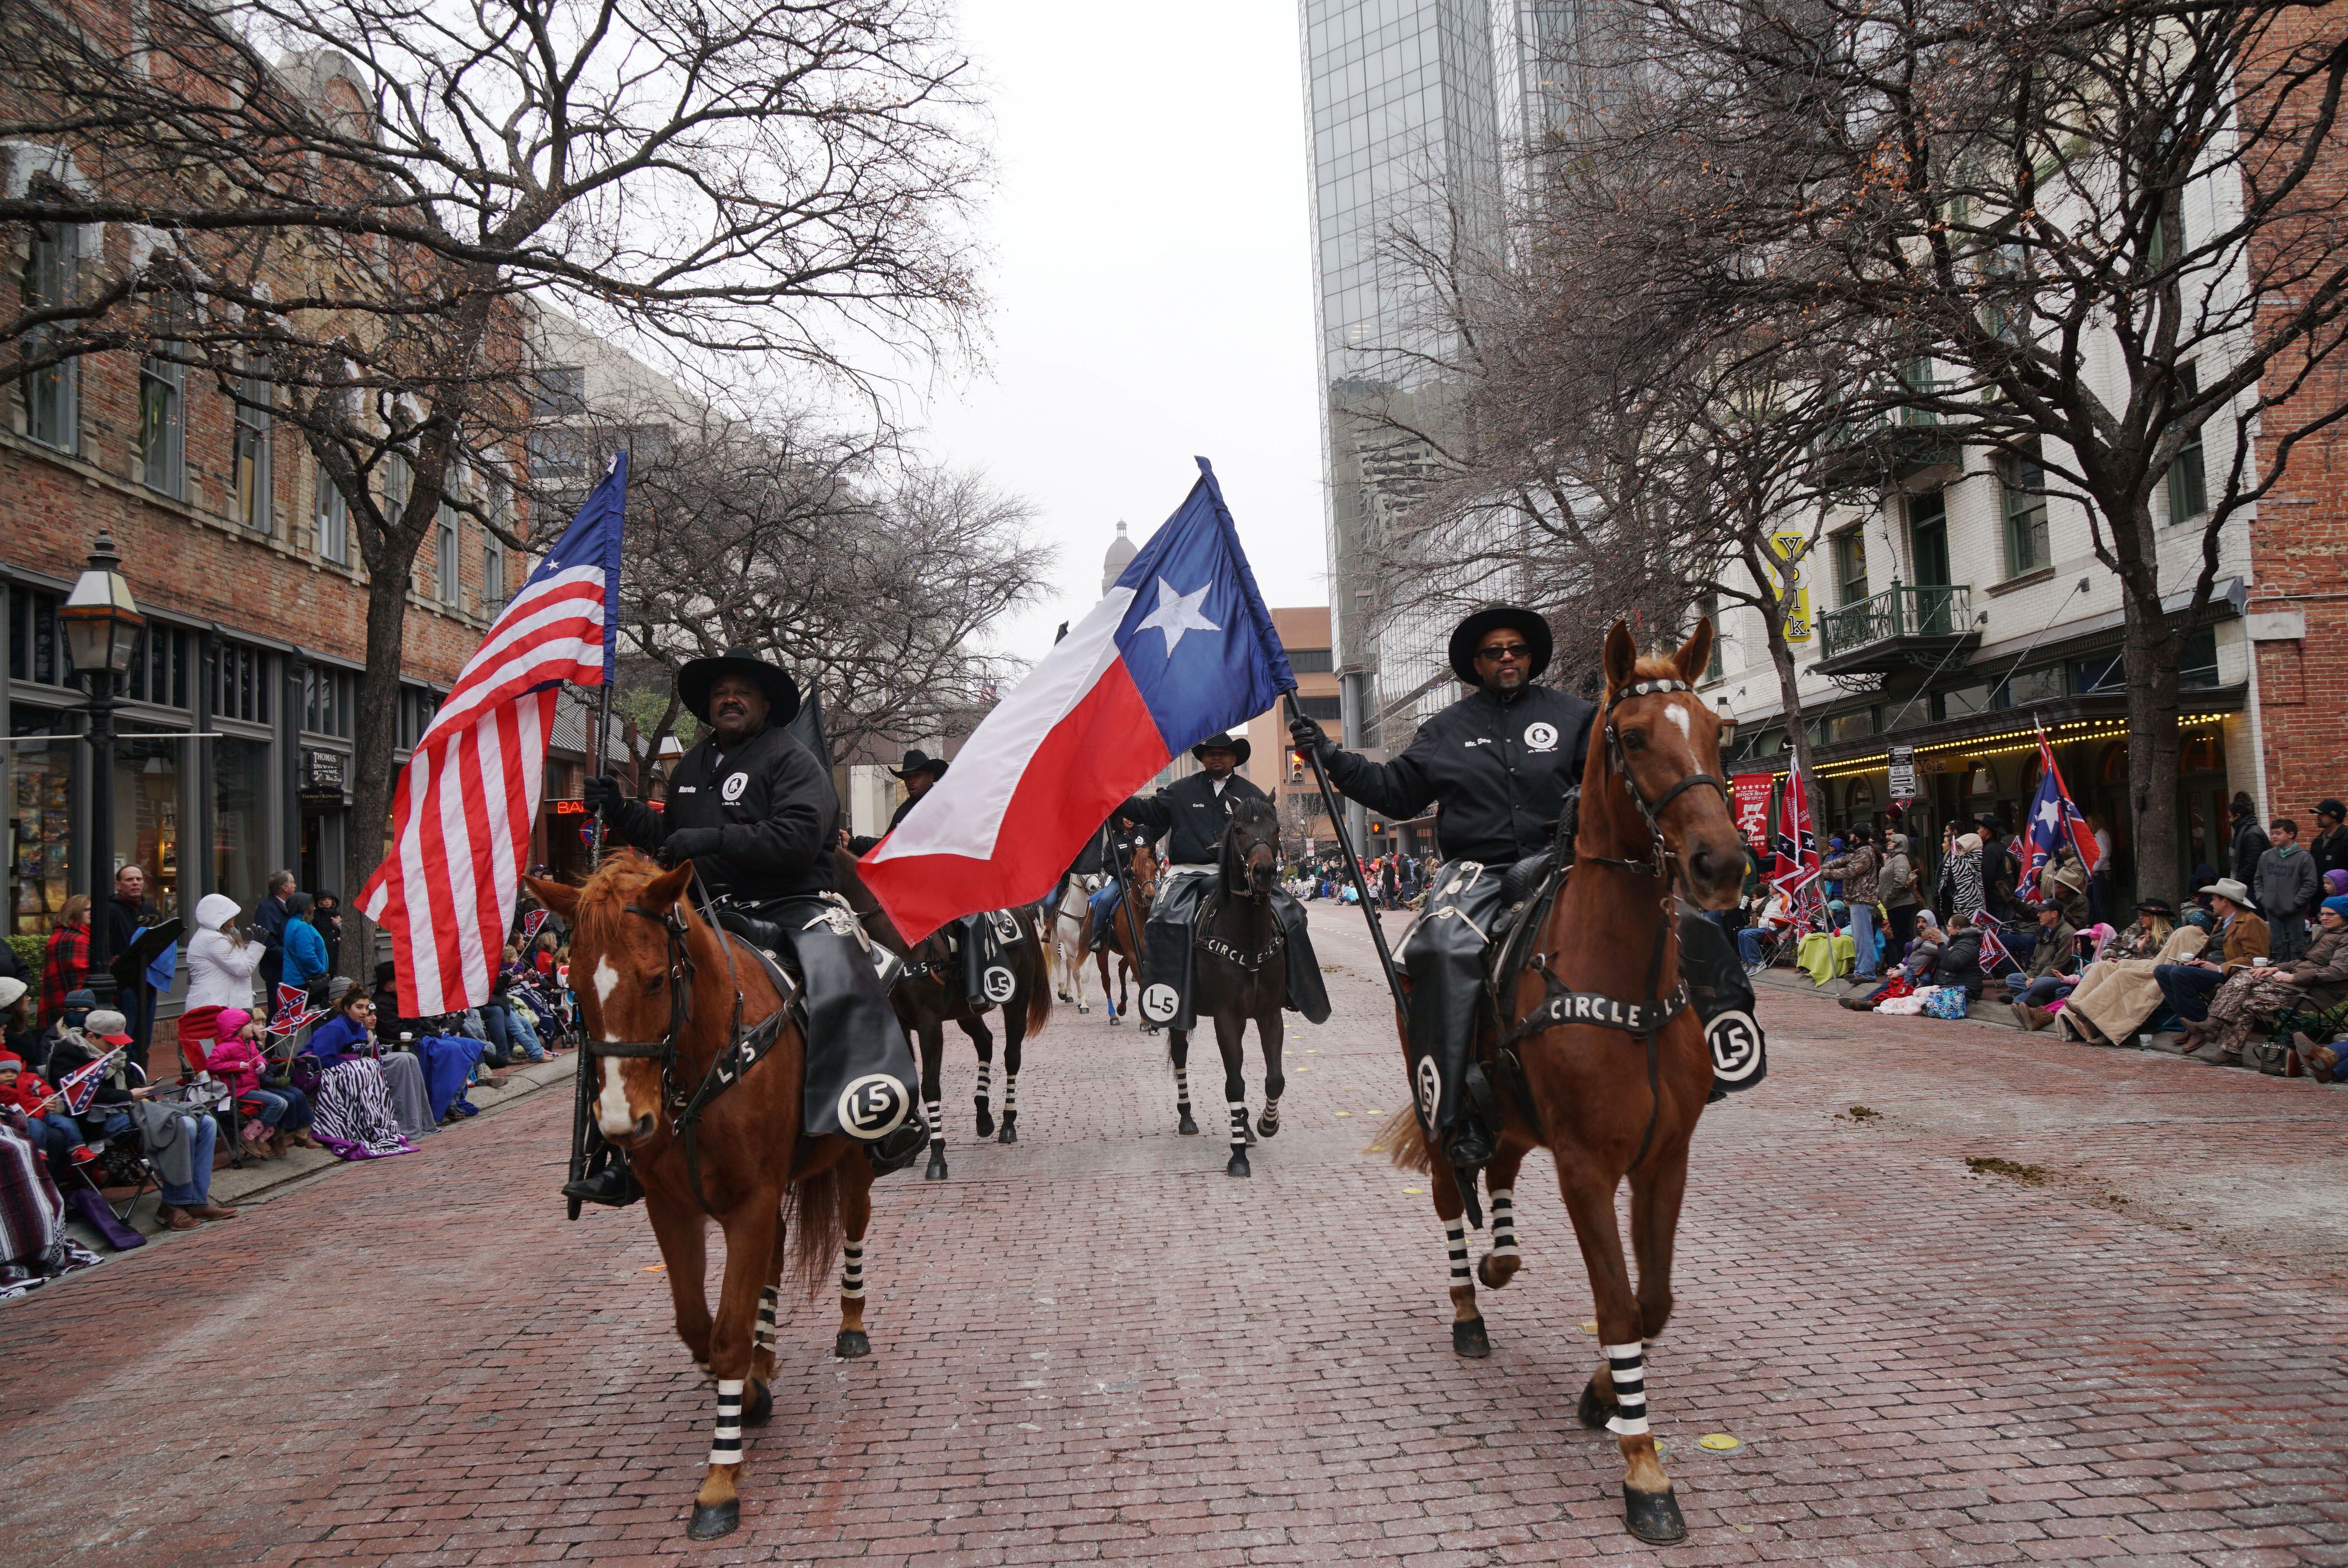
[[1603, 620, 1639, 690], [1674, 617, 1714, 685], [640, 860, 694, 912], [523, 875, 578, 917]]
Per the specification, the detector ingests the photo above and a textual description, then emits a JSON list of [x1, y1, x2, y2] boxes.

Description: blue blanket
[[416, 1035, 485, 1121]]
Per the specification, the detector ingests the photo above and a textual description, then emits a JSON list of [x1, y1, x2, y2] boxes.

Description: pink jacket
[[206, 1034, 269, 1096]]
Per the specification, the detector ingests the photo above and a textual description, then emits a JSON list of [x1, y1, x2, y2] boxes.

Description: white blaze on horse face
[[596, 1058, 638, 1139], [1665, 702, 1692, 742], [593, 955, 621, 1009]]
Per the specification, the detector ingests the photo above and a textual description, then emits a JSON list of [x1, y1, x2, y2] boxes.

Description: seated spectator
[[0, 1036, 98, 1179], [2006, 902, 2081, 1030], [1839, 910, 1946, 1011], [204, 1008, 317, 1157], [2038, 847, 2091, 930], [58, 1009, 238, 1230], [481, 951, 547, 1065], [2156, 878, 2269, 1047], [2190, 894, 2348, 1066], [0, 974, 37, 1065], [2108, 899, 2176, 961], [2058, 906, 2207, 1046], [1736, 888, 1795, 967], [1930, 912, 1989, 1004], [300, 991, 420, 1159]]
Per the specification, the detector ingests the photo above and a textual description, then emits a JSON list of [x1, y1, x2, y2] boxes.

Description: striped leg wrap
[[1227, 1099, 1248, 1147], [974, 1060, 991, 1107], [924, 1096, 943, 1144], [1490, 1188, 1518, 1258], [841, 1241, 865, 1300], [1173, 1065, 1190, 1108], [1605, 1342, 1650, 1436], [1445, 1217, 1470, 1287], [709, 1379, 745, 1466], [1002, 1074, 1017, 1116], [755, 1287, 777, 1355]]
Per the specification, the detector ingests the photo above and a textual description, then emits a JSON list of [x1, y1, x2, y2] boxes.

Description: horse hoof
[[924, 1151, 949, 1181], [1078, 1004, 1089, 1014], [1624, 1485, 1686, 1545], [997, 1116, 1017, 1144], [686, 1500, 739, 1541], [835, 1329, 872, 1359], [975, 1106, 995, 1138], [1453, 1317, 1491, 1359], [1225, 1149, 1251, 1177], [1477, 1253, 1516, 1290], [1177, 1110, 1198, 1135], [1255, 1108, 1279, 1139], [1577, 1381, 1619, 1430], [743, 1380, 774, 1428]]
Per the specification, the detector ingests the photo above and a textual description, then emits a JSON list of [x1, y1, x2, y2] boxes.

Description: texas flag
[[858, 458, 1294, 943]]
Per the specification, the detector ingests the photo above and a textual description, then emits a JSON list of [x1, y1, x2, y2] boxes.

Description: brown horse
[[1377, 619, 1745, 1546], [1167, 794, 1290, 1175], [833, 850, 1051, 1182], [1094, 837, 1155, 1029], [524, 853, 873, 1543]]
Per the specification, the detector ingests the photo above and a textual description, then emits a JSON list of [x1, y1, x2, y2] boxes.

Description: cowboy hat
[[1191, 731, 1251, 766], [2133, 897, 2176, 918], [677, 646, 801, 728], [1447, 605, 1553, 687], [889, 748, 949, 781], [2206, 876, 2257, 910]]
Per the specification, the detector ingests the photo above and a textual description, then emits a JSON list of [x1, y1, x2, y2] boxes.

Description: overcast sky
[[916, 0, 1329, 663]]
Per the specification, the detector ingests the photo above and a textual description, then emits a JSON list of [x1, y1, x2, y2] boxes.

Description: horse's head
[[524, 850, 696, 1145], [1220, 796, 1281, 899], [1598, 618, 1747, 911], [1127, 838, 1159, 902]]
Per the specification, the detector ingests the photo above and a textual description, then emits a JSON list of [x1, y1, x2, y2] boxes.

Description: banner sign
[[1887, 744, 1918, 800], [1730, 773, 1775, 858], [1768, 530, 1814, 644]]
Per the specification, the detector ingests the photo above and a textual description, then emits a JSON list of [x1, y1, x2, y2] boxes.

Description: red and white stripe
[[359, 566, 606, 1018]]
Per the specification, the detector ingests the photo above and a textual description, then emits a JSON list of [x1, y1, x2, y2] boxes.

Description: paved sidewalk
[[0, 912, 2341, 1566]]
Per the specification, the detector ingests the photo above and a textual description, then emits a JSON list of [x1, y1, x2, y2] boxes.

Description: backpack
[[1923, 986, 1970, 1020]]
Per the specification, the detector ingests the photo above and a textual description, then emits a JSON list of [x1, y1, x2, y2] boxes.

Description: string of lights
[[1772, 711, 2231, 783]]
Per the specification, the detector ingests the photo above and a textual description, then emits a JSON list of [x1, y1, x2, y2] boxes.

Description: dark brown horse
[[834, 850, 1051, 1182], [1093, 838, 1155, 1029], [1167, 795, 1289, 1174], [1376, 619, 1745, 1546], [524, 853, 873, 1542]]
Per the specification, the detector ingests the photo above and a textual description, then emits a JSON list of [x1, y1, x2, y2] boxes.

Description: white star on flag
[[2036, 797, 2063, 831], [1136, 576, 1221, 656]]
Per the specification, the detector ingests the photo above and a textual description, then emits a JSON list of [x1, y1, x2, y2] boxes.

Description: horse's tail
[[1368, 1105, 1433, 1173], [786, 1162, 847, 1303]]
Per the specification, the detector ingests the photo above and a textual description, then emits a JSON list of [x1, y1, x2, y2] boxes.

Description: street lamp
[[60, 532, 142, 1009]]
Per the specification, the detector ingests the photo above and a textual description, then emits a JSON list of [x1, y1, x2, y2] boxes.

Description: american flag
[[360, 455, 627, 1017]]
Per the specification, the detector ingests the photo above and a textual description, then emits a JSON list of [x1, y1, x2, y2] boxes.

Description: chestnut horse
[[1376, 620, 1745, 1546], [1166, 795, 1289, 1174], [1094, 837, 1155, 1029], [524, 853, 873, 1543], [832, 850, 1051, 1182]]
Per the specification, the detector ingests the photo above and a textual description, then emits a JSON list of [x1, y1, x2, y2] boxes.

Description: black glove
[[661, 827, 722, 866], [581, 775, 624, 818], [1287, 713, 1337, 761]]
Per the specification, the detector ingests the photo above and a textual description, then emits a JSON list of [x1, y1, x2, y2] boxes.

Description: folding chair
[[176, 1031, 272, 1169]]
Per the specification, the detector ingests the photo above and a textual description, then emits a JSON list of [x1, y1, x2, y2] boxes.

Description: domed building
[[1101, 521, 1136, 595]]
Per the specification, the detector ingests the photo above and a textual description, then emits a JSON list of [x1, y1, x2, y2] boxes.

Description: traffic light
[[1288, 749, 1305, 784]]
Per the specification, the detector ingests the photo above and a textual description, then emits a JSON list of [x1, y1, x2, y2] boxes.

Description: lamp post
[[59, 533, 143, 1010]]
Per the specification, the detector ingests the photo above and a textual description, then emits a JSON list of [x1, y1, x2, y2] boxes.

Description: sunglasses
[[1476, 642, 1532, 660]]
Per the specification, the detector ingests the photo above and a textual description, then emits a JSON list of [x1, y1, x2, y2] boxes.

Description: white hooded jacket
[[184, 892, 261, 1010]]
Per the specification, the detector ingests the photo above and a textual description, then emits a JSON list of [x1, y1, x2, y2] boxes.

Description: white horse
[[1051, 874, 1103, 1014]]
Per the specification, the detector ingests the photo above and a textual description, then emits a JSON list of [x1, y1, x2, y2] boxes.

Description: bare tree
[[1557, 0, 2348, 888]]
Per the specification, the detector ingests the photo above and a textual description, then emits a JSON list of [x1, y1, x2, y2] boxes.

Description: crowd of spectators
[[0, 869, 575, 1274], [1738, 796, 2348, 1083]]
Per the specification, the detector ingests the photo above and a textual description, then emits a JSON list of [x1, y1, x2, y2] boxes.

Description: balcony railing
[[1817, 583, 1971, 663], [1811, 389, 1960, 487]]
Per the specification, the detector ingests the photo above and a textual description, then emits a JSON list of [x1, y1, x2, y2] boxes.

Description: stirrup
[[864, 1121, 926, 1178], [561, 1163, 642, 1208]]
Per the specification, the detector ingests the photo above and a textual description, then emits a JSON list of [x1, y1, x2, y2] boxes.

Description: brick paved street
[[3, 908, 2344, 1567]]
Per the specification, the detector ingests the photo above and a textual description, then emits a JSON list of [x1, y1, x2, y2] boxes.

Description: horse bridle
[[1588, 678, 1730, 885]]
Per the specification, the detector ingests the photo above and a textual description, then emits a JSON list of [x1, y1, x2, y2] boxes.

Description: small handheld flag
[[58, 1049, 120, 1116], [267, 981, 329, 1040]]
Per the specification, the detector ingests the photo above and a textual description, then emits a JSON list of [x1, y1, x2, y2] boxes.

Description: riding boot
[[1400, 860, 1503, 1175], [562, 1146, 643, 1208], [1139, 871, 1212, 1030]]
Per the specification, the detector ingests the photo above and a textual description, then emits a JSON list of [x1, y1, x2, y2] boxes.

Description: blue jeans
[[243, 1085, 313, 1130], [482, 1003, 544, 1062], [2154, 962, 2226, 1023], [158, 1111, 218, 1209], [2008, 974, 2072, 1007], [1736, 927, 1775, 966], [1848, 901, 1878, 978], [25, 1113, 86, 1173]]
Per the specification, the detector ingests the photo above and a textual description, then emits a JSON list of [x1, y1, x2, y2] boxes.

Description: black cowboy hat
[[890, 748, 949, 781], [2134, 898, 2177, 918], [677, 646, 801, 728], [1192, 731, 1251, 766], [1447, 605, 1552, 687]]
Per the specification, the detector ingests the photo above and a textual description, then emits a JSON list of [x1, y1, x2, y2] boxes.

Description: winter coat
[[2229, 814, 2270, 885], [605, 719, 841, 905], [2023, 921, 2079, 982], [0, 1061, 60, 1118], [2274, 925, 2348, 1009], [1823, 845, 1880, 899], [301, 1013, 370, 1069], [204, 1033, 270, 1096], [254, 893, 294, 995], [1120, 770, 1275, 867], [281, 919, 331, 991], [1944, 850, 1986, 919], [184, 925, 262, 1011], [1877, 849, 1918, 908], [1932, 929, 1987, 997], [2253, 845, 2321, 924], [2215, 911, 2270, 973]]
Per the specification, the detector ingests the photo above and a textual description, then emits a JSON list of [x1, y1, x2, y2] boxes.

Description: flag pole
[[1284, 690, 1408, 1024], [569, 462, 622, 1219]]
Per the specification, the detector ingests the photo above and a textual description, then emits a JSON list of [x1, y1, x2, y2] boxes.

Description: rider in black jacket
[[574, 647, 920, 1205], [1116, 733, 1329, 1031], [1289, 606, 1595, 1174]]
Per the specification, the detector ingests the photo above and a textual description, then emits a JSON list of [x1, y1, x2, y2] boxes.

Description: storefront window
[[114, 737, 181, 918], [7, 718, 75, 936], [214, 737, 272, 909]]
